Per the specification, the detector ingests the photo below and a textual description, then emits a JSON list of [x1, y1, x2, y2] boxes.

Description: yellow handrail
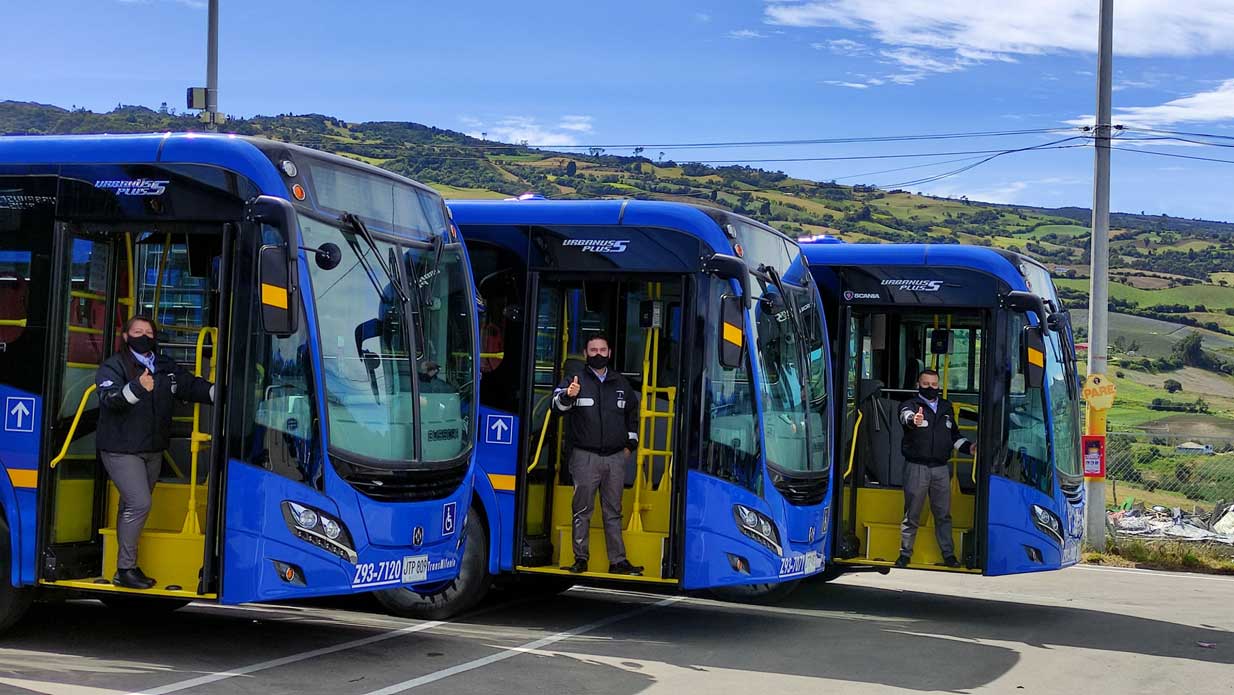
[[124, 233, 136, 319], [529, 394, 554, 475], [50, 385, 97, 470], [182, 326, 217, 535], [844, 409, 863, 479], [0, 319, 27, 327], [151, 235, 172, 323]]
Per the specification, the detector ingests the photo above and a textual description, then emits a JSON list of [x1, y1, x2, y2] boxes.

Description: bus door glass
[[43, 227, 123, 579]]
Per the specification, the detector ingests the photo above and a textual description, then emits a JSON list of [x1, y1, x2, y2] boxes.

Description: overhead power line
[[285, 126, 1080, 153]]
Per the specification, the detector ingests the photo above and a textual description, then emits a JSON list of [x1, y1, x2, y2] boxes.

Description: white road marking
[[130, 619, 447, 695], [1074, 564, 1234, 583], [361, 596, 683, 694]]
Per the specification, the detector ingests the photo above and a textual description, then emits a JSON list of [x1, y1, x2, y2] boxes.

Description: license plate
[[804, 552, 822, 574], [402, 554, 429, 583]]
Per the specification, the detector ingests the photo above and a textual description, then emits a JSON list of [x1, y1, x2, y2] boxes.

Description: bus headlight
[[732, 504, 782, 556], [1031, 504, 1063, 544], [282, 501, 357, 563]]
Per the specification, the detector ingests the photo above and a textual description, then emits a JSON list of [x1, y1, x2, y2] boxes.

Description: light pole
[[1084, 0, 1114, 548]]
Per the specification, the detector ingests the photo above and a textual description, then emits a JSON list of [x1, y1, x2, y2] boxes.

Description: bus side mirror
[[258, 245, 297, 336], [1023, 325, 1045, 390], [704, 254, 750, 303], [247, 195, 300, 336], [719, 294, 745, 370]]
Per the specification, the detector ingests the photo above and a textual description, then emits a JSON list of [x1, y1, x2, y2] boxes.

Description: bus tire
[[374, 505, 490, 621], [0, 512, 33, 635], [708, 580, 800, 605], [99, 595, 192, 613]]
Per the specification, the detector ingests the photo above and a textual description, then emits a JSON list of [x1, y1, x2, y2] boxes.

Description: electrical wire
[[878, 137, 1092, 188]]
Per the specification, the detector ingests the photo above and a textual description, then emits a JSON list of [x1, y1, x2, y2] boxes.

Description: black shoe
[[893, 555, 911, 569], [114, 567, 156, 589], [942, 556, 962, 568], [563, 559, 588, 574], [608, 560, 644, 576]]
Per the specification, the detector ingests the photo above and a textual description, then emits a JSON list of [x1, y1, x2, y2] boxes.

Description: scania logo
[[808, 526, 816, 543], [844, 290, 880, 301], [412, 526, 425, 547]]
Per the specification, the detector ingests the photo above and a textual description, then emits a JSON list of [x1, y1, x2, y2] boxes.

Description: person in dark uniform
[[417, 360, 454, 394], [552, 333, 643, 576], [95, 316, 215, 589], [895, 369, 975, 569]]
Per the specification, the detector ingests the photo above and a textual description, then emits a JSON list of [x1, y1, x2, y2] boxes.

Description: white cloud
[[558, 115, 594, 133], [464, 115, 593, 147], [1069, 79, 1234, 128], [824, 81, 869, 89], [814, 38, 868, 55], [728, 29, 769, 39], [766, 1, 1234, 84]]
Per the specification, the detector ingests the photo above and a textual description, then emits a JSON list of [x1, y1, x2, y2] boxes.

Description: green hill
[[6, 100, 1234, 433]]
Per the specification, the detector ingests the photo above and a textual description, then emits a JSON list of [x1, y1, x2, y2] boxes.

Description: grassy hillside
[[6, 100, 1234, 436]]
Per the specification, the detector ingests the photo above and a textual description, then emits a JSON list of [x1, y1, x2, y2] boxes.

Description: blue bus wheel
[[0, 512, 32, 634], [373, 505, 490, 620]]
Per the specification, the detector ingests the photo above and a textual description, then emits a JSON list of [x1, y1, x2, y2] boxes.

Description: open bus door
[[517, 274, 687, 584]]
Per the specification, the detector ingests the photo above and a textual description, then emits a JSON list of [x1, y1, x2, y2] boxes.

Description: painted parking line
[[1073, 564, 1234, 583], [360, 596, 683, 694], [131, 619, 448, 695]]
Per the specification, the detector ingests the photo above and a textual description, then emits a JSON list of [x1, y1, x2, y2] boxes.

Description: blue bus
[[0, 133, 476, 628], [802, 242, 1083, 577], [377, 199, 834, 617]]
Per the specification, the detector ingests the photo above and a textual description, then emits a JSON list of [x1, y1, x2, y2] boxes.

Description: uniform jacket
[[95, 348, 214, 454], [898, 393, 972, 467], [552, 366, 639, 456]]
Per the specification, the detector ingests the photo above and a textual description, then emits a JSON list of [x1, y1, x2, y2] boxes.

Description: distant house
[[1176, 442, 1215, 455]]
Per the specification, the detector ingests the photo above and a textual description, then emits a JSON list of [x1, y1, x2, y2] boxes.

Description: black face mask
[[919, 386, 939, 401], [128, 334, 157, 355], [586, 354, 609, 370]]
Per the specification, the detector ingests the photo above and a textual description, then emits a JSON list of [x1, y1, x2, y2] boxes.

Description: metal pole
[[1084, 0, 1114, 549], [206, 0, 219, 130]]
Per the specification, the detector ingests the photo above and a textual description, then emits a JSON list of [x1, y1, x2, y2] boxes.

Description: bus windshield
[[301, 213, 418, 464]]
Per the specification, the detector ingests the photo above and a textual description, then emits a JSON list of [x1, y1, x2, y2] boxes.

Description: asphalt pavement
[[0, 564, 1228, 694]]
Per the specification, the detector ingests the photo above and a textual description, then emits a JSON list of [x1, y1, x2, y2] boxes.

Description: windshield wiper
[[342, 212, 411, 308], [759, 265, 807, 342]]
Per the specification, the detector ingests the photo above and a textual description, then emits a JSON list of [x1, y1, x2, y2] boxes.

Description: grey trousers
[[900, 461, 955, 559], [100, 451, 162, 570], [569, 449, 628, 564]]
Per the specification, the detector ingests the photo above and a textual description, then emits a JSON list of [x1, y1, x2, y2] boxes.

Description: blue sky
[[3, 0, 1234, 220]]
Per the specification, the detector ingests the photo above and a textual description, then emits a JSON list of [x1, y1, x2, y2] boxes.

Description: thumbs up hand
[[566, 375, 581, 398], [913, 406, 925, 427], [139, 369, 155, 392]]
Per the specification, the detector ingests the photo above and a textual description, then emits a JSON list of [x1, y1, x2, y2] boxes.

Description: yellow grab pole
[[182, 326, 217, 535], [50, 385, 97, 469]]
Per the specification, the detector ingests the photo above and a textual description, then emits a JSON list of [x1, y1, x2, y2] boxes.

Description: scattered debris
[[1108, 501, 1234, 545], [1196, 642, 1217, 649]]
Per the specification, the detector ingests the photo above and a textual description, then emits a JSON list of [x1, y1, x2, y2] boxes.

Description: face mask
[[128, 334, 157, 354], [587, 354, 609, 370], [919, 386, 939, 401]]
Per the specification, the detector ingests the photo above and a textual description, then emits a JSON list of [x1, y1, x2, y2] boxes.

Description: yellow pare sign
[[1082, 374, 1117, 411]]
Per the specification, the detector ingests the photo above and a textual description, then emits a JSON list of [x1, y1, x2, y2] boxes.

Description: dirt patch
[[1122, 366, 1234, 399], [1135, 413, 1234, 440], [1122, 275, 1174, 289]]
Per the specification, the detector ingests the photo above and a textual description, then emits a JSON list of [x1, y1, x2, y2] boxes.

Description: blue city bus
[[802, 242, 1083, 577], [0, 133, 477, 628], [377, 199, 834, 617]]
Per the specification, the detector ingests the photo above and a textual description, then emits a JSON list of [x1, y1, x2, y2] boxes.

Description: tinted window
[[0, 175, 56, 393], [699, 280, 761, 492]]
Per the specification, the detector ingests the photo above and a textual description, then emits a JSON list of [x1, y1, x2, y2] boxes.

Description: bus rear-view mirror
[[258, 244, 298, 336], [719, 294, 745, 370], [1023, 325, 1045, 390], [247, 195, 301, 336], [1005, 290, 1048, 328]]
